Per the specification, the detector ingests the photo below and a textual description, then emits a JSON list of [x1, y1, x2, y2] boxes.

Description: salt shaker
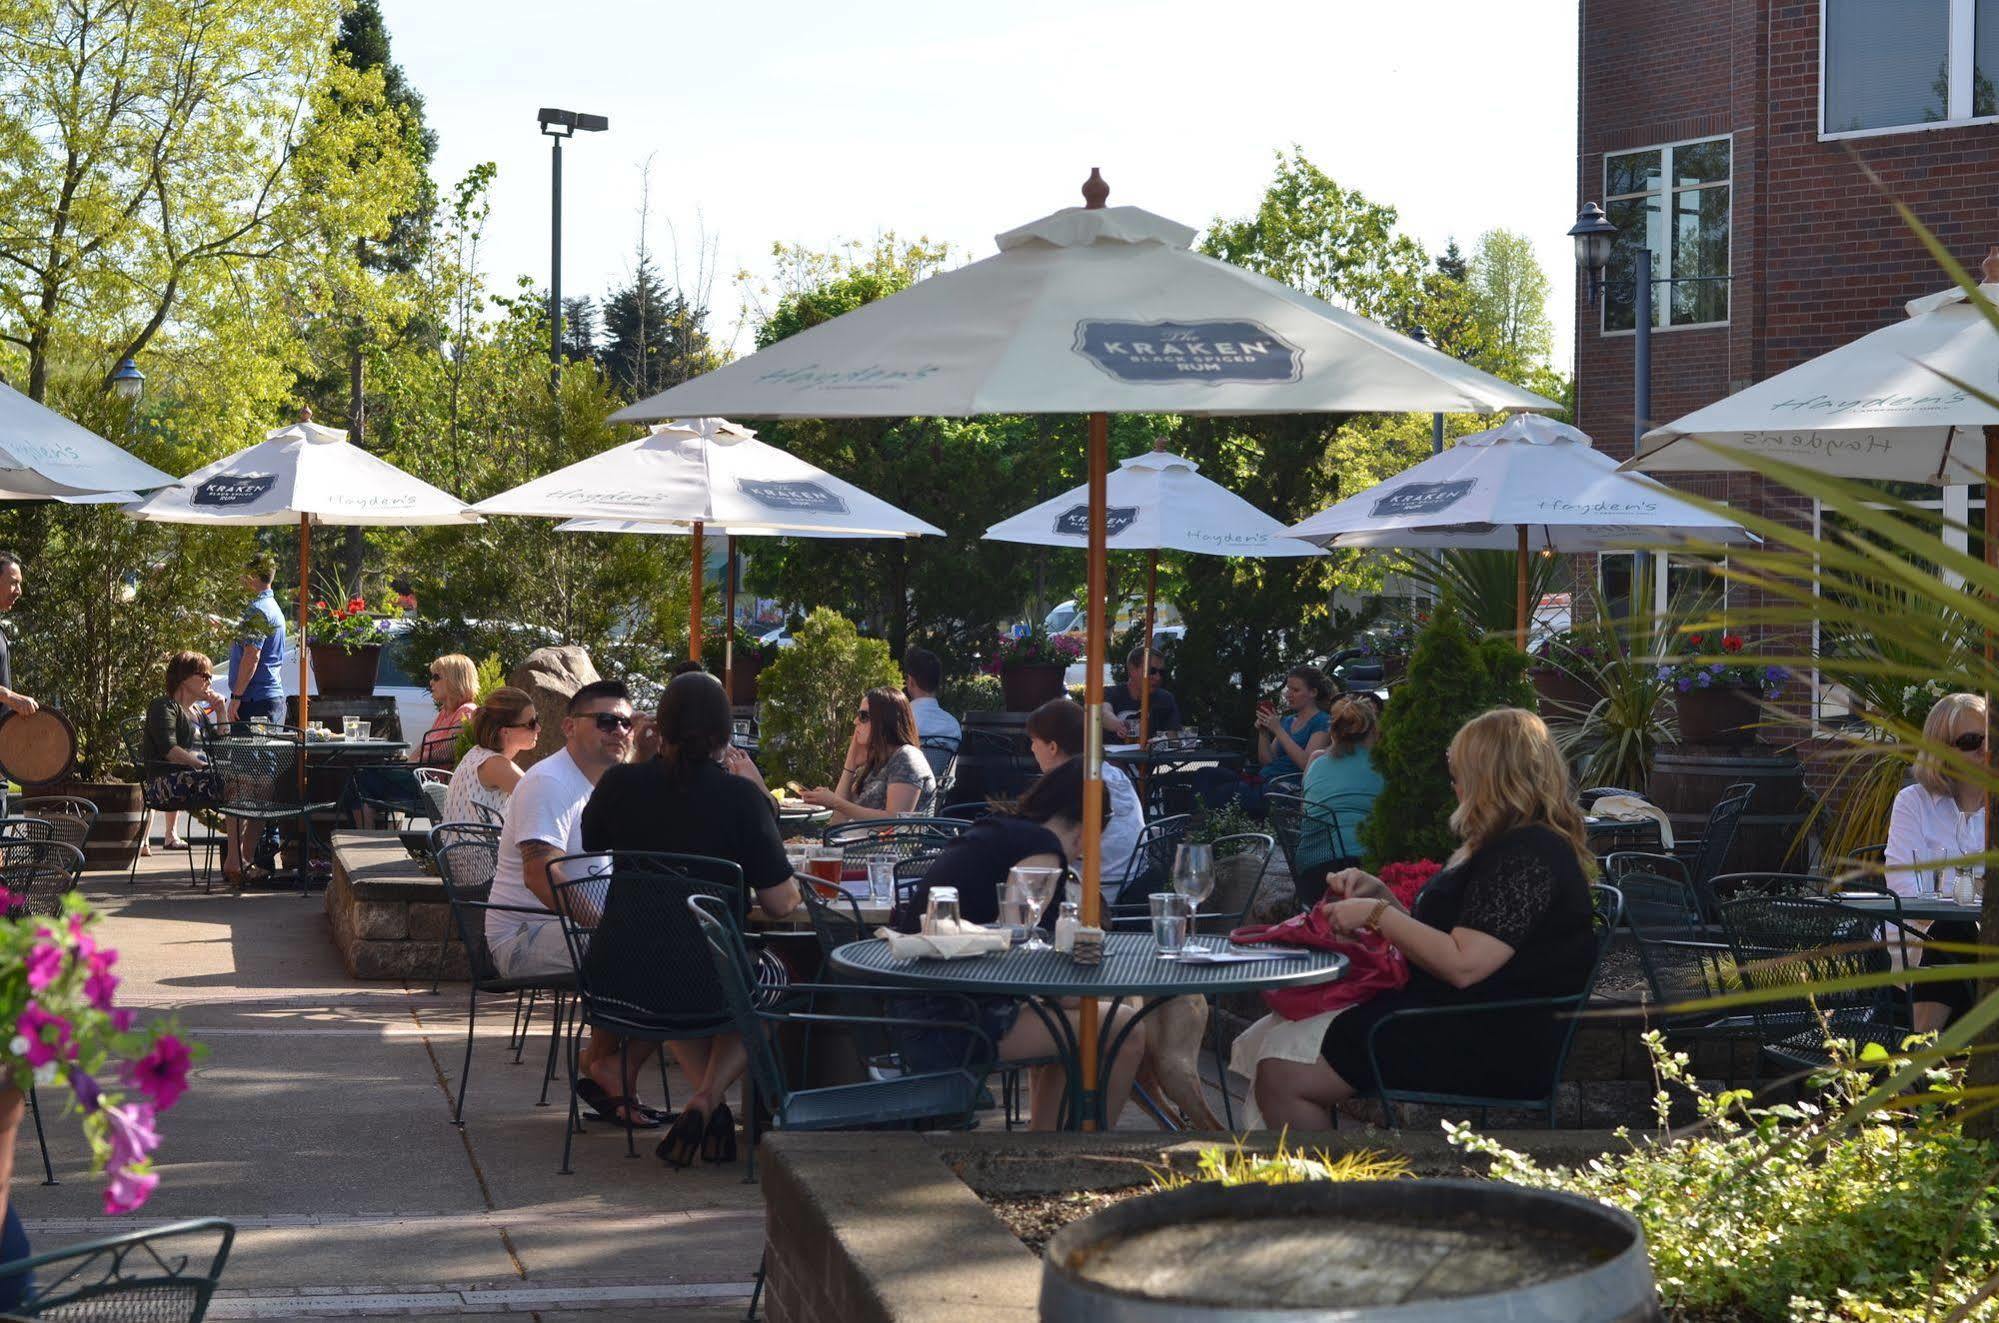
[[1070, 925, 1105, 965], [1955, 867, 1979, 908], [1053, 901, 1081, 953], [923, 886, 962, 935]]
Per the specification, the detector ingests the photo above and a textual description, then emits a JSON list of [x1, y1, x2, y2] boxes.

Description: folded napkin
[[876, 923, 1011, 961], [1590, 795, 1676, 850]]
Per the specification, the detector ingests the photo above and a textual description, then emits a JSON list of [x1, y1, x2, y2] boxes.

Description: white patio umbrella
[[985, 436, 1317, 740], [127, 409, 479, 733], [598, 172, 1558, 1118], [476, 417, 942, 667], [1288, 413, 1756, 645], [0, 379, 177, 499]]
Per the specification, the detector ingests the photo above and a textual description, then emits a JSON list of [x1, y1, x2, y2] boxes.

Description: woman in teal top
[[1253, 666, 1334, 779], [1292, 695, 1385, 906]]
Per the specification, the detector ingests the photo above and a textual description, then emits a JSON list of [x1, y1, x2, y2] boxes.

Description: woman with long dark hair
[[800, 686, 936, 822]]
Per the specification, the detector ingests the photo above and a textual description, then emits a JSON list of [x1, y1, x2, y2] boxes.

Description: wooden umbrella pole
[[724, 534, 738, 699], [1080, 408, 1110, 1130], [1137, 547, 1157, 809], [689, 520, 705, 664], [1515, 524, 1530, 651], [297, 512, 311, 795]]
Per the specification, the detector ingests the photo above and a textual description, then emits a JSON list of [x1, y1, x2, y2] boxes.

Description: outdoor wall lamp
[[109, 356, 144, 401], [1569, 203, 1618, 306]]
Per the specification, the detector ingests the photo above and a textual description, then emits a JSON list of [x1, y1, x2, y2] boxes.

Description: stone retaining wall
[[325, 831, 468, 981]]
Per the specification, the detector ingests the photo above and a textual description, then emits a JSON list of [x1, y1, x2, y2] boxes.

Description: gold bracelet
[[1363, 899, 1390, 931]]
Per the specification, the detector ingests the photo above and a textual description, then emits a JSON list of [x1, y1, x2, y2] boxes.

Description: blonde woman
[[1885, 691, 1986, 1031], [1252, 707, 1597, 1131], [420, 654, 480, 765]]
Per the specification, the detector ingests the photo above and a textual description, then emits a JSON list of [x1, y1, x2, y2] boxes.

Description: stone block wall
[[326, 832, 470, 982]]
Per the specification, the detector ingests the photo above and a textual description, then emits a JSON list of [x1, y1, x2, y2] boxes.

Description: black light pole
[[1571, 201, 1652, 606], [1409, 327, 1445, 455], [537, 108, 608, 389]]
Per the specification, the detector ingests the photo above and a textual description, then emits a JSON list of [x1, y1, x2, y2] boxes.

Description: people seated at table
[[487, 681, 660, 1128], [420, 654, 480, 765], [444, 686, 538, 825], [1254, 666, 1334, 780], [1027, 697, 1144, 888], [143, 651, 227, 862], [1101, 645, 1181, 740], [800, 688, 937, 822], [891, 757, 1148, 1130], [1289, 696, 1386, 907], [1885, 691, 1985, 1033], [581, 670, 799, 1166], [1247, 707, 1595, 1131], [903, 646, 961, 747]]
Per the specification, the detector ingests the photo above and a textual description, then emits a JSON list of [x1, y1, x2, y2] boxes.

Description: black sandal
[[657, 1107, 705, 1168], [574, 1079, 663, 1130], [701, 1102, 737, 1164]]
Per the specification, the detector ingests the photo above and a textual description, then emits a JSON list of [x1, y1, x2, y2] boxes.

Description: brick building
[[1576, 0, 1999, 626]]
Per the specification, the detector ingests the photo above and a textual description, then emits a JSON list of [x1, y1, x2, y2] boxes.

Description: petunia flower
[[102, 1165, 158, 1216], [16, 1005, 73, 1066], [131, 1036, 192, 1111], [24, 940, 62, 992]]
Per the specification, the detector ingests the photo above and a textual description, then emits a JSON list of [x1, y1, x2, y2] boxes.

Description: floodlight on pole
[[538, 107, 609, 386]]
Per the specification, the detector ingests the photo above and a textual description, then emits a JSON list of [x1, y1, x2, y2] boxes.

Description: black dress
[[1321, 824, 1595, 1099]]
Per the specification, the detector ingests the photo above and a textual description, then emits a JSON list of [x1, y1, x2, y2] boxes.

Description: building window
[[1822, 0, 1999, 136], [1601, 138, 1730, 333], [1597, 551, 1728, 619]]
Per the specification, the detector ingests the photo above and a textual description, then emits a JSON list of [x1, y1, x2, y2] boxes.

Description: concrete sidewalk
[[11, 850, 761, 1321]]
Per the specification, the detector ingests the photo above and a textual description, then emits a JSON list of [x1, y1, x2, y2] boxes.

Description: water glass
[[867, 858, 896, 908], [1150, 892, 1193, 957], [341, 716, 360, 740], [353, 719, 371, 741], [1172, 843, 1217, 948]]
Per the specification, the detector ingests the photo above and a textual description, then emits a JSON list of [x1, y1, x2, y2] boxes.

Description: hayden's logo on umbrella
[[1073, 320, 1302, 385], [1370, 480, 1475, 518], [191, 473, 277, 507], [738, 479, 849, 514], [1053, 504, 1139, 537]]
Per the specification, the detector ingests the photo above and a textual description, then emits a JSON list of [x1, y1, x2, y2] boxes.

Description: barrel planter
[[1000, 663, 1067, 713], [308, 643, 383, 699], [1650, 746, 1817, 875], [1041, 1179, 1661, 1321], [1532, 666, 1602, 717], [44, 780, 144, 870], [955, 711, 1037, 805], [728, 652, 767, 706], [1673, 685, 1763, 747]]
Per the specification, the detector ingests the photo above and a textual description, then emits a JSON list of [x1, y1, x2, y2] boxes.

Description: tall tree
[[1468, 227, 1555, 374], [596, 257, 715, 401]]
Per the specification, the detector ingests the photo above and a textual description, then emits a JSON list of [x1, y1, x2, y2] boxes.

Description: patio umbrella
[[474, 417, 943, 668], [126, 408, 479, 735], [0, 379, 177, 499], [600, 171, 1557, 1122], [984, 436, 1317, 742], [1289, 413, 1756, 646]]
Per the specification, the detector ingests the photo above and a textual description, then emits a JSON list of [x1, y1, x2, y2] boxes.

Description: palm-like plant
[[1542, 582, 1680, 795], [1396, 547, 1562, 639]]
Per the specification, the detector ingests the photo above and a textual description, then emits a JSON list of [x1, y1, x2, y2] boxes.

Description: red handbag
[[1229, 908, 1410, 1021]]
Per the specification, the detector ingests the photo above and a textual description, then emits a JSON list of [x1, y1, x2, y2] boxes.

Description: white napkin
[[877, 923, 1011, 961], [1590, 795, 1676, 850]]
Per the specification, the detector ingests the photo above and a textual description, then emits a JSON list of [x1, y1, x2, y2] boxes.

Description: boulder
[[510, 645, 598, 766]]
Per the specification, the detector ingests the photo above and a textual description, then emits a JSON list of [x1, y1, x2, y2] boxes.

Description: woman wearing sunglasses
[[444, 686, 540, 826], [419, 654, 481, 766], [1886, 691, 1988, 1032], [800, 687, 936, 823]]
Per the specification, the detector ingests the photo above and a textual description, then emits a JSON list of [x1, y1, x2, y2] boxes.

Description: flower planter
[[44, 779, 144, 869], [1674, 684, 1763, 747], [1381, 655, 1407, 685], [1531, 666, 1601, 717], [309, 643, 383, 698], [728, 651, 767, 706], [1000, 663, 1068, 713]]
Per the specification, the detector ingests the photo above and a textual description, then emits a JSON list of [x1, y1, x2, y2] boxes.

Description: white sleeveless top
[[445, 745, 514, 826]]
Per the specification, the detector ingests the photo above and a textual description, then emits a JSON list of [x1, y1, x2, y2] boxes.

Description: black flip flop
[[574, 1078, 664, 1129]]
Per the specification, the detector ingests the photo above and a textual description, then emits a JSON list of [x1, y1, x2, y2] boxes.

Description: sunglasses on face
[[1953, 731, 1986, 753], [856, 711, 871, 724], [588, 713, 634, 733], [512, 714, 541, 731]]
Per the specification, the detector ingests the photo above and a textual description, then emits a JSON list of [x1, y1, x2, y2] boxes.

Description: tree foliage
[[754, 608, 900, 790]]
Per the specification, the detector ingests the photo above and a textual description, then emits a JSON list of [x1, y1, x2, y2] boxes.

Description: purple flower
[[102, 1165, 158, 1216], [131, 1036, 192, 1111], [16, 1005, 73, 1067], [1677, 678, 1694, 693], [100, 1099, 159, 1173], [71, 1068, 100, 1113], [24, 938, 61, 992]]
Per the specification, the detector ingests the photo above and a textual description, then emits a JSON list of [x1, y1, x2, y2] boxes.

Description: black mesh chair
[[1710, 871, 1833, 904], [3, 840, 85, 918], [918, 738, 960, 802], [0, 1216, 234, 1321], [341, 762, 443, 830], [1629, 929, 1763, 1073], [1614, 783, 1754, 920], [822, 819, 969, 883], [1718, 893, 1917, 1074], [0, 818, 55, 843], [1368, 884, 1625, 1128], [1264, 793, 1361, 910], [14, 797, 96, 856], [1602, 855, 1704, 937], [415, 724, 461, 768], [432, 835, 575, 1131], [118, 716, 208, 890], [1108, 814, 1192, 906], [203, 726, 336, 895], [548, 851, 749, 1173], [426, 823, 501, 992]]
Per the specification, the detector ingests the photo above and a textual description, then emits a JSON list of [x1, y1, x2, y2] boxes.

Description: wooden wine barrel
[[1650, 747, 1818, 875], [43, 780, 144, 869]]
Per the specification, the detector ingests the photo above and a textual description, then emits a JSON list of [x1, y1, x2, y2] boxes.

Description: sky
[[377, 0, 1580, 362]]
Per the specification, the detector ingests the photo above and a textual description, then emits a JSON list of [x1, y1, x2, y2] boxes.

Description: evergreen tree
[[1436, 238, 1468, 282], [333, 0, 438, 275], [561, 296, 598, 362], [596, 257, 715, 401]]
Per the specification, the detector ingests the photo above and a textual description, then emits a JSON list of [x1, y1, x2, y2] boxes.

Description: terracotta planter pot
[[1000, 664, 1068, 713], [1674, 685, 1762, 747], [1531, 667, 1602, 717], [309, 643, 383, 698]]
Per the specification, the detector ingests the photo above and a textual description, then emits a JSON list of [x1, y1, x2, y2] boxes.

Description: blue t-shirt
[[228, 589, 286, 702], [1263, 709, 1330, 778], [1295, 747, 1385, 873]]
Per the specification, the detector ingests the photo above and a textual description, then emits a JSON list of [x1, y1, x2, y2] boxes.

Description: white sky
[[378, 0, 1580, 362]]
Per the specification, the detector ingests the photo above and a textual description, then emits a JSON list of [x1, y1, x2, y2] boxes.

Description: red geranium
[[1721, 634, 1744, 653], [1378, 859, 1443, 908]]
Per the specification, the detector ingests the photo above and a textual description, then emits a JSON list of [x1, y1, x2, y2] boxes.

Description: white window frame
[[1819, 0, 1999, 140], [1595, 551, 1730, 616], [1599, 134, 1732, 337]]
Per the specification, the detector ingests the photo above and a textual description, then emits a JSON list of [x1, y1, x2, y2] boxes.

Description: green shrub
[[756, 608, 900, 788], [939, 672, 1003, 717], [1359, 600, 1532, 866]]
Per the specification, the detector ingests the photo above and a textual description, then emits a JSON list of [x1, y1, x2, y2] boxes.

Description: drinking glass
[[1172, 843, 1217, 949], [342, 716, 360, 740], [353, 719, 372, 741], [1150, 892, 1193, 957], [1009, 865, 1064, 951], [867, 858, 897, 908], [807, 847, 843, 890]]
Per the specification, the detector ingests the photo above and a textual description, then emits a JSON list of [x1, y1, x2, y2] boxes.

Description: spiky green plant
[[1543, 582, 1680, 795], [1396, 547, 1562, 640], [1149, 1134, 1412, 1190]]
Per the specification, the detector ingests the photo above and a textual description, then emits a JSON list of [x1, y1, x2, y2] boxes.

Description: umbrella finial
[[1982, 246, 1999, 285], [1082, 167, 1109, 210], [296, 405, 313, 423]]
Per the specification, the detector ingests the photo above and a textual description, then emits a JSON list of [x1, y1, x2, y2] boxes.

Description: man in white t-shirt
[[1025, 697, 1145, 888]]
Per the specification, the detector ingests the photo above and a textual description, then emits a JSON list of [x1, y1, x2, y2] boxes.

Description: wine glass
[[1009, 865, 1064, 951], [1172, 843, 1216, 949]]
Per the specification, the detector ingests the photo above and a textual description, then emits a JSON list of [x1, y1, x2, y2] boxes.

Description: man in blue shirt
[[227, 555, 287, 723]]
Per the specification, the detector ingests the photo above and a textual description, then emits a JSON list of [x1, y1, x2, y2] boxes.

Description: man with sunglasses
[[1101, 644, 1183, 741]]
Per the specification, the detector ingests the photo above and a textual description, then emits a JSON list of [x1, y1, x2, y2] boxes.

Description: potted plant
[[702, 624, 781, 706], [1658, 632, 1793, 747], [1543, 587, 1678, 796], [985, 626, 1084, 712], [1530, 627, 1605, 717], [304, 585, 406, 698]]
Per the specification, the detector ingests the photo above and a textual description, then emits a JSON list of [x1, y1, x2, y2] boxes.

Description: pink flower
[[68, 915, 96, 961], [110, 1009, 134, 1032], [131, 1036, 192, 1111], [84, 967, 118, 1011], [102, 1165, 158, 1215], [0, 885, 19, 914], [100, 1099, 159, 1173], [16, 1005, 73, 1067], [25, 939, 62, 992]]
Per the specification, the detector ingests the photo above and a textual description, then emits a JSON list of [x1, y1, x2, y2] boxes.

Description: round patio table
[[1840, 892, 1985, 923], [829, 933, 1346, 1130], [1103, 744, 1247, 776]]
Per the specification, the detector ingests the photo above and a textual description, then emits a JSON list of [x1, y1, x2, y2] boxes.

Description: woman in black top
[[580, 671, 800, 1166], [1254, 707, 1597, 1131], [142, 651, 225, 858], [892, 759, 1149, 1131]]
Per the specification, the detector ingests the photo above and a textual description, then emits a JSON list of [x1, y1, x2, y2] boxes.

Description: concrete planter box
[[325, 830, 468, 981]]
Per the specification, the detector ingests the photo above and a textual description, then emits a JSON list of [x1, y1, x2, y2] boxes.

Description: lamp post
[[1570, 201, 1653, 609], [108, 355, 144, 434], [537, 108, 609, 389]]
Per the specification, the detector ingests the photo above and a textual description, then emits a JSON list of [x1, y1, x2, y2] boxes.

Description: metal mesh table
[[830, 933, 1346, 1128]]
